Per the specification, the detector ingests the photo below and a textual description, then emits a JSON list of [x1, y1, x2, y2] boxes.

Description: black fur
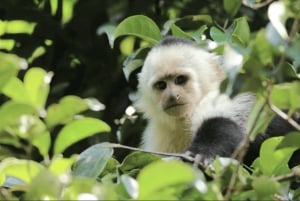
[[187, 113, 300, 168], [187, 117, 244, 159], [156, 36, 194, 47]]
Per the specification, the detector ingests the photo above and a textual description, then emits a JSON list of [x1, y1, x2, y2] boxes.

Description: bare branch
[[107, 143, 206, 169]]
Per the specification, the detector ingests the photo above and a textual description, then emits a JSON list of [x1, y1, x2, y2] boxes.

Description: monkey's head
[[135, 37, 224, 121]]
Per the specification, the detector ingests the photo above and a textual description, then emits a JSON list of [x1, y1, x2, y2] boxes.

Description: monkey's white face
[[150, 70, 199, 118], [136, 43, 224, 121]]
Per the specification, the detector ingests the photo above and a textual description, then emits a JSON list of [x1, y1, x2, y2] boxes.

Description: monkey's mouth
[[164, 103, 185, 110]]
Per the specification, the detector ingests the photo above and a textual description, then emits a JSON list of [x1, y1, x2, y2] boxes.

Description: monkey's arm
[[187, 117, 244, 161]]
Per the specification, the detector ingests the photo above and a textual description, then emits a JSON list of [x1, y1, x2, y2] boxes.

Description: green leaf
[[223, 0, 242, 17], [286, 32, 300, 67], [54, 118, 111, 155], [32, 130, 51, 157], [0, 102, 36, 131], [25, 170, 62, 200], [72, 143, 113, 178], [6, 115, 51, 156], [49, 156, 77, 176], [137, 160, 195, 199], [45, 95, 90, 128], [122, 46, 150, 81], [210, 26, 228, 43], [97, 24, 116, 48], [277, 132, 300, 150], [231, 17, 250, 47], [252, 29, 273, 66], [62, 0, 77, 24], [191, 25, 208, 42], [24, 67, 53, 110], [114, 15, 162, 47], [258, 137, 296, 175], [2, 77, 30, 103], [252, 176, 280, 200], [3, 20, 36, 34], [270, 82, 300, 110], [0, 52, 22, 91], [0, 158, 44, 185], [99, 157, 120, 178], [123, 59, 144, 81], [247, 97, 274, 141], [170, 24, 193, 39], [120, 152, 160, 173]]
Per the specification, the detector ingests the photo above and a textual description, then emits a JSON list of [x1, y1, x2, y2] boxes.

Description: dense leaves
[[0, 0, 299, 200]]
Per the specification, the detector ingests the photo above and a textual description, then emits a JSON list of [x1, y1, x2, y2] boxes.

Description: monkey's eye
[[154, 81, 167, 90], [175, 75, 188, 85]]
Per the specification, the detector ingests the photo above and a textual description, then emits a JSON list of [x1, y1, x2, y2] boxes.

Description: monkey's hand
[[184, 150, 213, 168]]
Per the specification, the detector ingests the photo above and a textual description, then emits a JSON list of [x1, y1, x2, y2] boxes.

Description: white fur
[[135, 41, 254, 153]]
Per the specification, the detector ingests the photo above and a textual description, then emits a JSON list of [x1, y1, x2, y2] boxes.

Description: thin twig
[[107, 143, 206, 169], [274, 167, 300, 182], [268, 103, 300, 131], [266, 83, 300, 131]]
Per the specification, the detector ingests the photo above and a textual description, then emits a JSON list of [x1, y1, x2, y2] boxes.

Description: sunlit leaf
[[7, 115, 51, 156], [258, 137, 296, 175], [46, 95, 90, 128], [28, 46, 46, 63], [114, 15, 162, 47], [24, 68, 53, 110], [62, 0, 77, 24], [54, 118, 111, 155], [49, 156, 77, 176], [137, 160, 195, 199], [0, 102, 36, 131], [3, 20, 36, 34], [0, 158, 44, 185], [50, 0, 58, 16], [72, 143, 113, 178], [32, 130, 51, 157], [0, 52, 23, 91], [270, 81, 300, 110], [0, 39, 15, 51], [247, 97, 274, 140], [252, 176, 280, 200], [120, 36, 135, 55], [25, 170, 62, 200], [277, 132, 300, 150], [2, 77, 30, 103], [252, 29, 273, 66]]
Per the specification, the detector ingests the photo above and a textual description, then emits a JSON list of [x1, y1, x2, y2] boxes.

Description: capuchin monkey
[[135, 36, 300, 166]]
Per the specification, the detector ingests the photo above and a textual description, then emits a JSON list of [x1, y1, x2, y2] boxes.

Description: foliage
[[0, 0, 300, 200]]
